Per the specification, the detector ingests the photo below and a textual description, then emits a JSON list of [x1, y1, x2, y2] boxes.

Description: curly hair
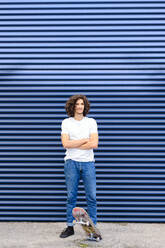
[[65, 94, 90, 117]]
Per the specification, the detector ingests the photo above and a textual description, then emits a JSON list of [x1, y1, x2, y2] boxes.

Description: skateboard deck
[[72, 207, 102, 242]]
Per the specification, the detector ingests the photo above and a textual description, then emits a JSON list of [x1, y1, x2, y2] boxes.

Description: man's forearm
[[78, 141, 98, 150], [63, 138, 89, 149]]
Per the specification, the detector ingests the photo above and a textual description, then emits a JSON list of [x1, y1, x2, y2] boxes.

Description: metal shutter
[[0, 0, 165, 222]]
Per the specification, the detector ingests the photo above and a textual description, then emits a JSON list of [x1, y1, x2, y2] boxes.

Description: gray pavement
[[0, 222, 164, 248]]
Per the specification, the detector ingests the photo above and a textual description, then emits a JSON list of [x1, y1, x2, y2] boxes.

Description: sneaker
[[59, 226, 74, 238]]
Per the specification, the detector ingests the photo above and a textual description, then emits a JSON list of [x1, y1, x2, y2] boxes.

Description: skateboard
[[72, 207, 102, 242]]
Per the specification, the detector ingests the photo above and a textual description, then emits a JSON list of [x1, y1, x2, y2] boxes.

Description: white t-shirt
[[61, 116, 98, 162]]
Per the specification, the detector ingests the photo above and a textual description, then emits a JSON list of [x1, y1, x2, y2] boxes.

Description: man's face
[[74, 98, 84, 115]]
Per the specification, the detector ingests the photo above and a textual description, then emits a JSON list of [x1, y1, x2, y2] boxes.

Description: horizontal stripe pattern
[[0, 0, 165, 222]]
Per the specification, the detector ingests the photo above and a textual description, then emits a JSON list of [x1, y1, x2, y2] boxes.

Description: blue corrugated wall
[[0, 0, 165, 222]]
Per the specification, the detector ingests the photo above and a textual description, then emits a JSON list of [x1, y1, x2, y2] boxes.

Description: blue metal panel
[[0, 0, 165, 222]]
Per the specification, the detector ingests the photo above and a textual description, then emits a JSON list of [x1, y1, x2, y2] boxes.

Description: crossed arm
[[61, 133, 98, 150]]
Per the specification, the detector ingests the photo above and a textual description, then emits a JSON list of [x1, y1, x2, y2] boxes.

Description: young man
[[59, 94, 98, 238]]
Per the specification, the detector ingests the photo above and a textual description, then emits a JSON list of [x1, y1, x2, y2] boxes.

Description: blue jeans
[[64, 159, 97, 226]]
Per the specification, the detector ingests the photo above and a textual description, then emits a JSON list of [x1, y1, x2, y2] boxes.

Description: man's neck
[[74, 114, 84, 121]]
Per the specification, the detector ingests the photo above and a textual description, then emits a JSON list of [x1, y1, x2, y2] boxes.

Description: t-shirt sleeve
[[89, 118, 98, 134], [61, 119, 69, 134]]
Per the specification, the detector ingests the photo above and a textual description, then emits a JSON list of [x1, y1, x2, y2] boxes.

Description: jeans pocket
[[64, 159, 72, 173]]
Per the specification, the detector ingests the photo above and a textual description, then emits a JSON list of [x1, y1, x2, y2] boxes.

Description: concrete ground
[[0, 222, 165, 248]]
